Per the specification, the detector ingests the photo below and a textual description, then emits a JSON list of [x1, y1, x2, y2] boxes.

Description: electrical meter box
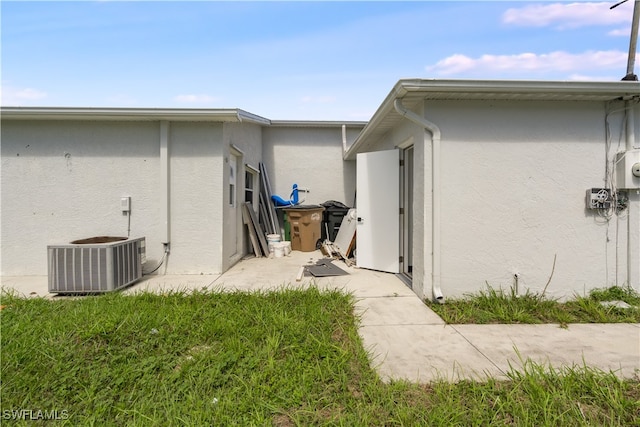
[[616, 149, 640, 190]]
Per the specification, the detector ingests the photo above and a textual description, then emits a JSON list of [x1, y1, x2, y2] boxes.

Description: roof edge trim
[[0, 106, 271, 124], [344, 78, 640, 160], [270, 120, 367, 128]]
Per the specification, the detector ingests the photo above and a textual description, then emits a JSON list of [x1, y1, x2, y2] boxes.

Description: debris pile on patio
[[241, 162, 281, 258], [243, 163, 356, 267], [318, 207, 356, 266]]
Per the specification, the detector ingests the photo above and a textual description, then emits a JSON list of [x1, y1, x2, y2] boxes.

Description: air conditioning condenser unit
[[48, 237, 145, 294]]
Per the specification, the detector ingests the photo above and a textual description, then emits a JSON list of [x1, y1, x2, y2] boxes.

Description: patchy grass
[[426, 285, 640, 325], [1, 288, 639, 425]]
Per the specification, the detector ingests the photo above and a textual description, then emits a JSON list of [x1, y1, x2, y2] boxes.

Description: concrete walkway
[[2, 250, 639, 383]]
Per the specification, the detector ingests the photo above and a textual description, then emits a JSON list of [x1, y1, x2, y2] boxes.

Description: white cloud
[[426, 50, 628, 77], [1, 85, 48, 105], [502, 2, 632, 29], [174, 94, 219, 104], [608, 27, 633, 36]]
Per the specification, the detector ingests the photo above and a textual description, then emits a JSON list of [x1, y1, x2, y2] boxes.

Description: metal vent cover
[[48, 237, 145, 293]]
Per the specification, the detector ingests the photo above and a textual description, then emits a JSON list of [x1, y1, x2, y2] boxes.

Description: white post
[[624, 0, 639, 79]]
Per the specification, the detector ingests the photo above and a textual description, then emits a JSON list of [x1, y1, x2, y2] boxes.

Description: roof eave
[[0, 106, 272, 124], [269, 120, 367, 128], [344, 79, 640, 160], [396, 78, 640, 95]]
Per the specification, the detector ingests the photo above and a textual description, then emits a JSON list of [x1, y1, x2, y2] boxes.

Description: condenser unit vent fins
[[48, 237, 144, 293]]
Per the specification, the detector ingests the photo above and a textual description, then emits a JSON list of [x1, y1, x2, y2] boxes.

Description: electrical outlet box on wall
[[121, 196, 131, 212], [587, 188, 611, 209], [616, 149, 640, 190]]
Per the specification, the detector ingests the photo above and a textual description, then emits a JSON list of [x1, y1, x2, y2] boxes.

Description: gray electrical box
[[587, 188, 611, 209], [616, 149, 640, 189]]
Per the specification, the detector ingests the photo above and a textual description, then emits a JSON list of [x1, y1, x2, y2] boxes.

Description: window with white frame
[[229, 153, 238, 207], [245, 165, 259, 207]]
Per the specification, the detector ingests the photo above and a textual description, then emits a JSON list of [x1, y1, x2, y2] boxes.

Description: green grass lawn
[[1, 288, 639, 426], [426, 285, 640, 325]]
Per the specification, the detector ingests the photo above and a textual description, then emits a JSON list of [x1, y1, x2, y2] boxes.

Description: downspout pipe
[[160, 121, 171, 257], [394, 98, 444, 303], [342, 125, 348, 152], [626, 100, 637, 150]]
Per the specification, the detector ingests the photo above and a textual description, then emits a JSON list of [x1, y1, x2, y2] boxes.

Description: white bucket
[[273, 242, 286, 258], [267, 234, 281, 256], [282, 241, 291, 256]]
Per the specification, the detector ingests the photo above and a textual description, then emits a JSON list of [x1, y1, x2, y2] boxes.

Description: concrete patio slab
[[0, 276, 49, 298], [208, 250, 415, 299], [125, 274, 220, 295]]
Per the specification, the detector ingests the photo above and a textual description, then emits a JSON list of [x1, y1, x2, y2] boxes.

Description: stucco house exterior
[[2, 78, 639, 301], [345, 79, 640, 302], [0, 107, 363, 277]]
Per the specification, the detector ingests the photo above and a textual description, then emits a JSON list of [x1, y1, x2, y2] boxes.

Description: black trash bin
[[320, 200, 350, 242]]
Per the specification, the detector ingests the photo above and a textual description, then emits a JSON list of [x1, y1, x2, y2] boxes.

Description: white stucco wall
[[262, 126, 362, 207], [0, 119, 231, 276], [1, 120, 161, 275], [167, 121, 225, 274], [1, 118, 356, 278], [433, 100, 631, 300]]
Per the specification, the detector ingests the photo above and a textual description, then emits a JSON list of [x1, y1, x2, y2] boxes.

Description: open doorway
[[400, 145, 414, 286]]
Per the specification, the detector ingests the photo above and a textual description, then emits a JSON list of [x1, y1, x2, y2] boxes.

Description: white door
[[356, 149, 399, 273]]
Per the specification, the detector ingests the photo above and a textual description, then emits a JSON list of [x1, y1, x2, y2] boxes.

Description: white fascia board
[[270, 120, 367, 128], [344, 79, 640, 160], [396, 78, 640, 97], [0, 106, 271, 124], [343, 81, 406, 160], [235, 109, 272, 125]]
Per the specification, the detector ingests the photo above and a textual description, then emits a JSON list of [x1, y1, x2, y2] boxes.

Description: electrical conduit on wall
[[393, 98, 444, 303]]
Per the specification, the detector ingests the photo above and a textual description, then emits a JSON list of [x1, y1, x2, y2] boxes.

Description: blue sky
[[1, 1, 637, 120]]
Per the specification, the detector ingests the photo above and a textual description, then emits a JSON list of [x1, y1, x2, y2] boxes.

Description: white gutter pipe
[[626, 100, 637, 150], [342, 125, 348, 152], [625, 100, 639, 289], [160, 121, 171, 253], [393, 99, 444, 303]]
